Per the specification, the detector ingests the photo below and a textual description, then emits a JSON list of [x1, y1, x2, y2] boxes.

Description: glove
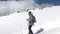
[[26, 19, 29, 21]]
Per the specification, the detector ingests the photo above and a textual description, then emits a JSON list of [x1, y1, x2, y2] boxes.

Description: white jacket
[[27, 16, 34, 25]]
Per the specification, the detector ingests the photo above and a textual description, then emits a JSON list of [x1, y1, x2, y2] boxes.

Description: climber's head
[[28, 11, 32, 16]]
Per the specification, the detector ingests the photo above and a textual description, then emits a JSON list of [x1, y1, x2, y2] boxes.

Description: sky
[[0, 0, 59, 17], [0, 0, 60, 17], [0, 0, 60, 34], [0, 0, 60, 6], [35, 0, 60, 6]]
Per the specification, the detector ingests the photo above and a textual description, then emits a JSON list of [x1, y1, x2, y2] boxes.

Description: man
[[27, 11, 36, 34]]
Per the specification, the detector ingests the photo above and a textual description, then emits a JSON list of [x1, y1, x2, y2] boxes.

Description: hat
[[28, 11, 32, 14]]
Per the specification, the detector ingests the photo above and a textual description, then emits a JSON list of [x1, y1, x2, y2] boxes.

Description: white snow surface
[[0, 6, 60, 34]]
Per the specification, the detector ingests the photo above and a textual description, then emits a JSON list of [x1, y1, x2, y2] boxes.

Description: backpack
[[32, 15, 36, 23]]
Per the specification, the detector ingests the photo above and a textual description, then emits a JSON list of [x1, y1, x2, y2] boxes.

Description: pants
[[28, 25, 33, 34]]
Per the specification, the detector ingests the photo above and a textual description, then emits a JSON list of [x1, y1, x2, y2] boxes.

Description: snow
[[0, 6, 60, 34], [40, 27, 60, 34]]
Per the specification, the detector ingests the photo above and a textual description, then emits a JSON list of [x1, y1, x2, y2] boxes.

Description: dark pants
[[28, 25, 33, 34]]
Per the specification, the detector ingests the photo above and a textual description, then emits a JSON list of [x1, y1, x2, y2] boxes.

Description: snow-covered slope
[[0, 6, 60, 34], [40, 27, 60, 34], [17, 6, 60, 34]]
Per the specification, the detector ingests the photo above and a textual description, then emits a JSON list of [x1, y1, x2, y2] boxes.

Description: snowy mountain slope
[[23, 6, 60, 34], [0, 6, 60, 34]]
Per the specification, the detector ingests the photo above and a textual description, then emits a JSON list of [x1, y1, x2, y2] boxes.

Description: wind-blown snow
[[0, 0, 38, 17], [0, 6, 60, 34], [0, 0, 53, 17]]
